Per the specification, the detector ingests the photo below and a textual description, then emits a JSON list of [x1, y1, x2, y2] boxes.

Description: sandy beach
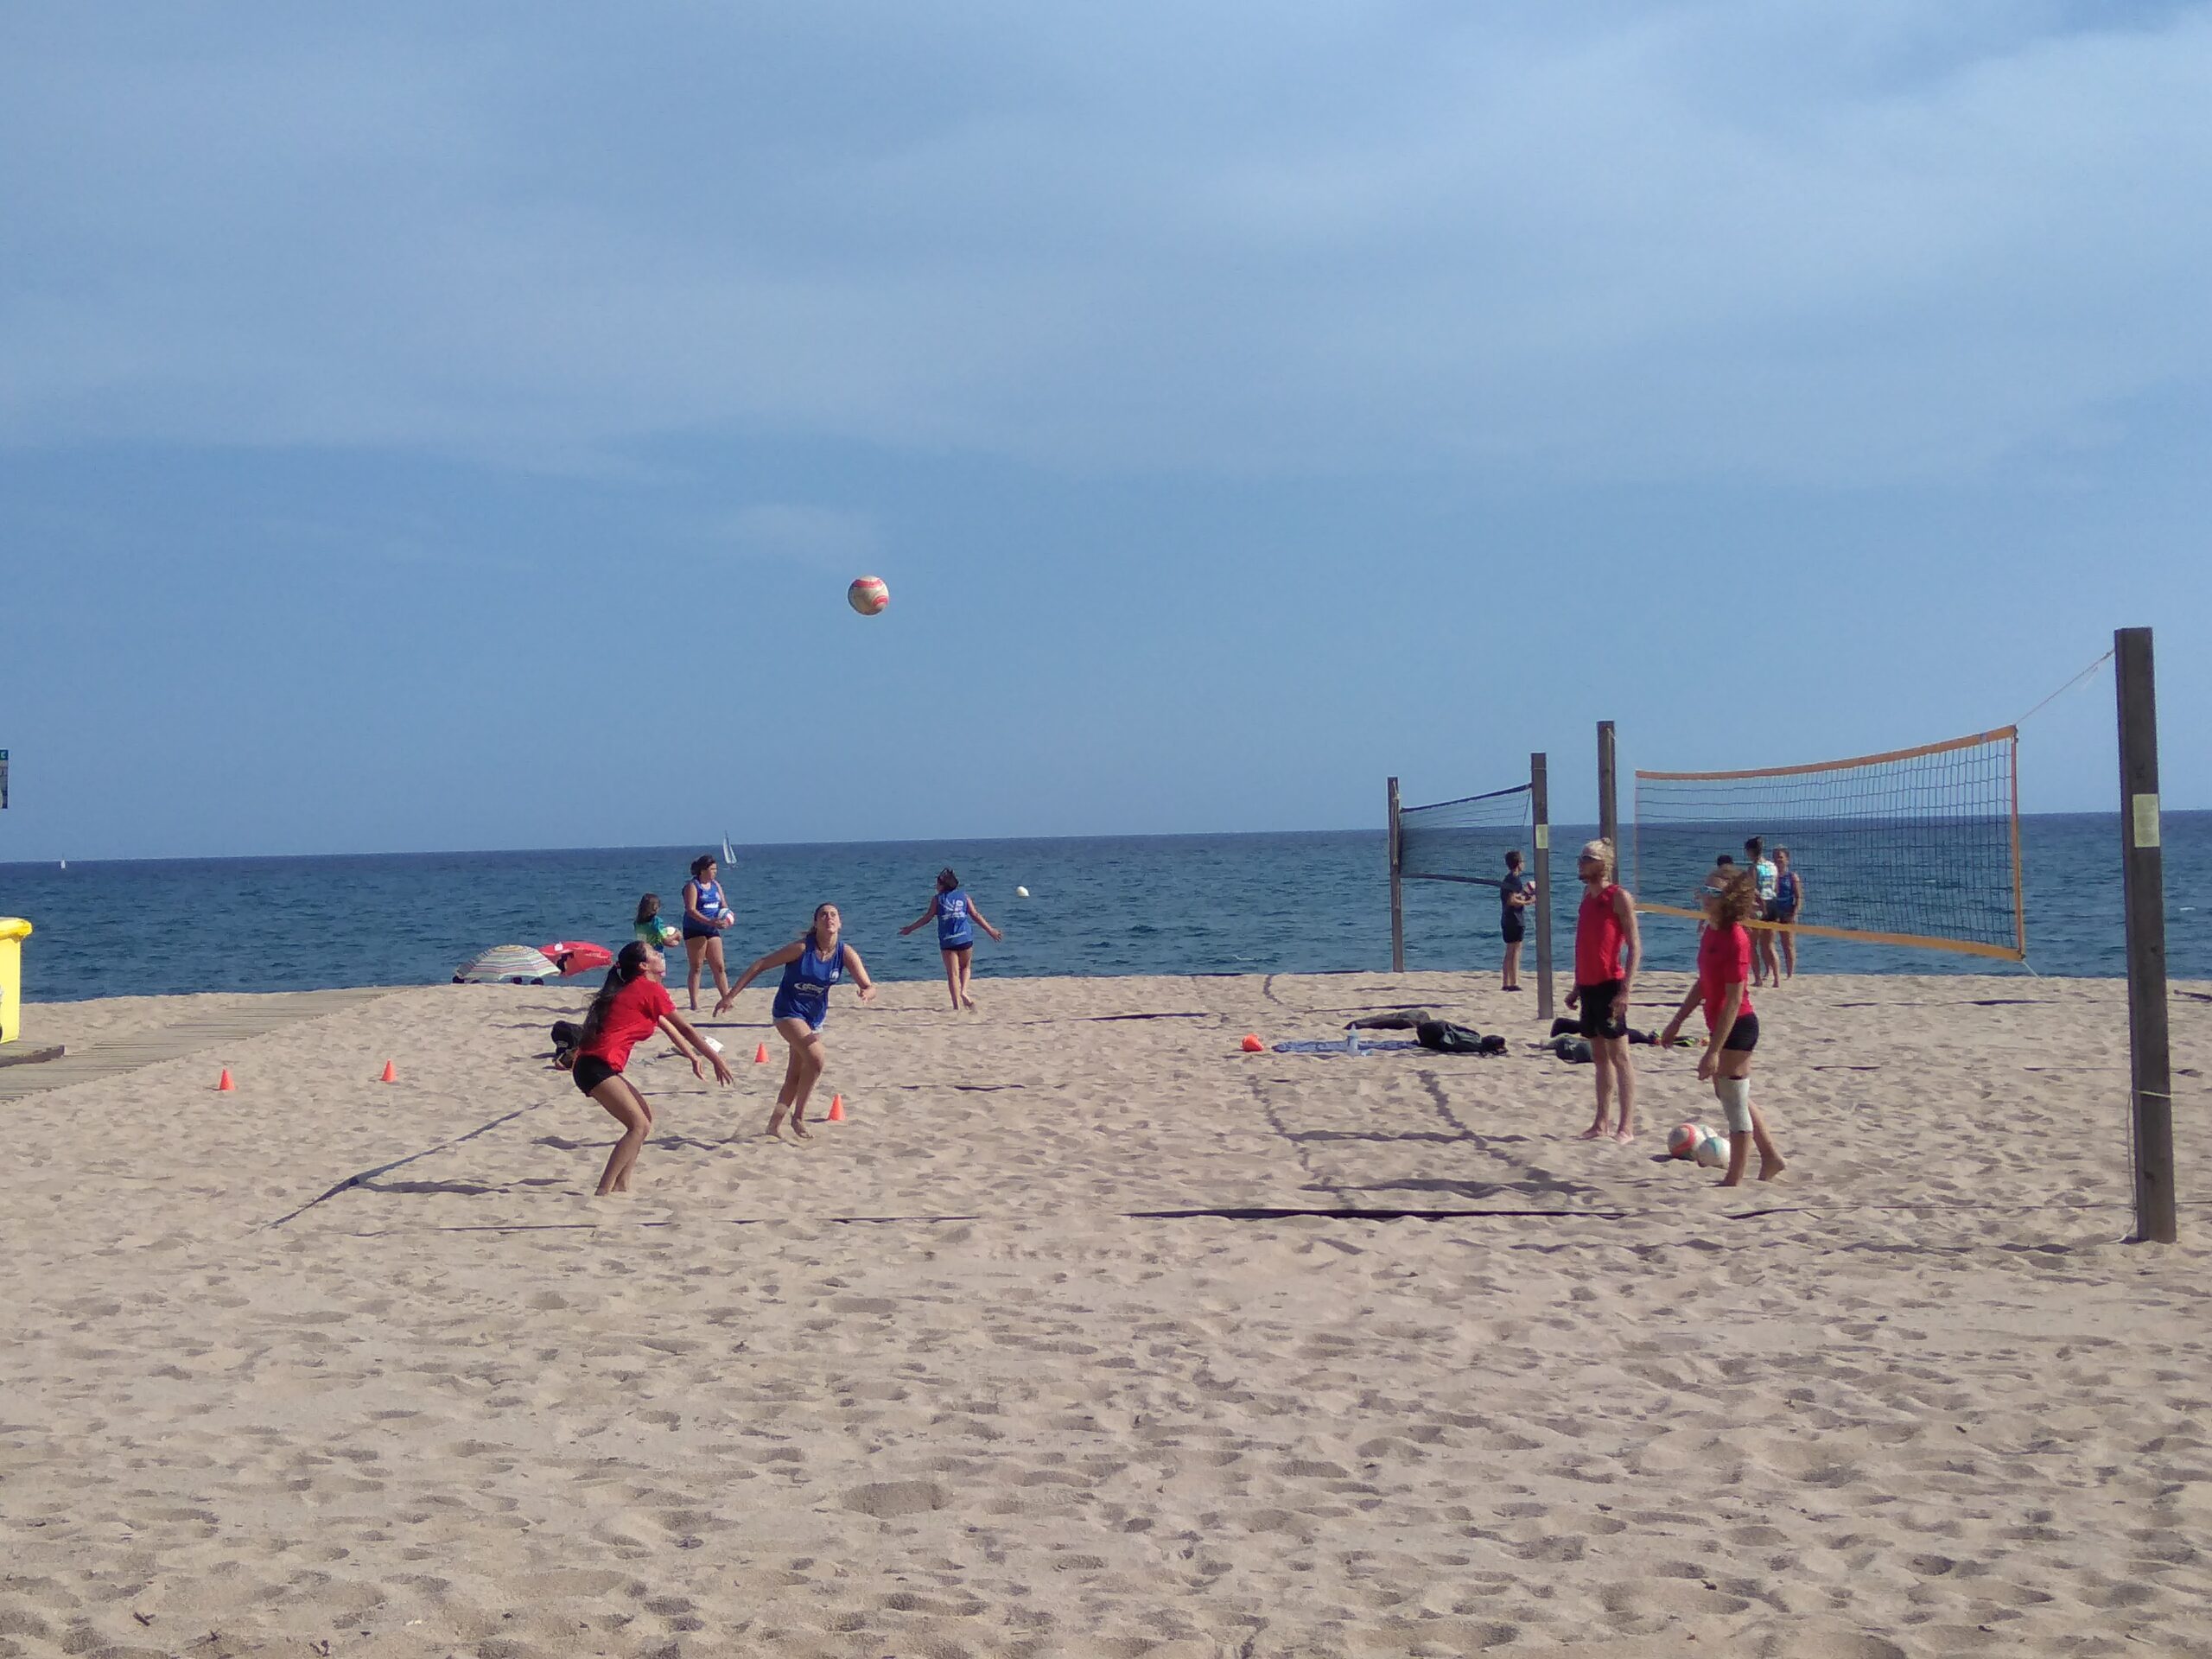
[[4, 968, 2212, 1657]]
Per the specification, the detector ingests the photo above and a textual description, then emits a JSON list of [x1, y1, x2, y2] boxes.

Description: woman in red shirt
[[573, 941, 734, 1196], [1566, 838, 1642, 1143], [1659, 870, 1786, 1185]]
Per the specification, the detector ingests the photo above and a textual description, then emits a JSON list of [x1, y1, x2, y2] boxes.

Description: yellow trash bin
[[0, 918, 30, 1045]]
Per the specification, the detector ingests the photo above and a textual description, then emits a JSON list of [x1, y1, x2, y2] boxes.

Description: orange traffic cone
[[379, 1060, 397, 1084], [825, 1094, 845, 1122], [753, 1042, 769, 1064], [1241, 1033, 1264, 1052], [216, 1069, 235, 1091]]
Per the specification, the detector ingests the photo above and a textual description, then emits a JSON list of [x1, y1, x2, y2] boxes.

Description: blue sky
[[3, 3, 2209, 860]]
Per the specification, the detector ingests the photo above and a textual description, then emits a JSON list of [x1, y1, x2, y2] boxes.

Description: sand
[[4, 967, 2212, 1658]]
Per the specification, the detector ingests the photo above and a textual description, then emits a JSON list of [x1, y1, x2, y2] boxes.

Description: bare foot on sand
[[1577, 1123, 1610, 1141], [1759, 1162, 1789, 1182], [1613, 1126, 1637, 1145]]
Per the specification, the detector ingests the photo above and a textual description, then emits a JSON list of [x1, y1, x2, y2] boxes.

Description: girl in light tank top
[[719, 903, 876, 1141], [900, 867, 1005, 1011]]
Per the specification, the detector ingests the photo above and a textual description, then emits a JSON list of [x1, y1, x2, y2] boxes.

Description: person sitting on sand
[[718, 903, 876, 1141], [900, 868, 1003, 1011], [1565, 838, 1641, 1143], [1658, 869, 1785, 1186], [572, 942, 734, 1196]]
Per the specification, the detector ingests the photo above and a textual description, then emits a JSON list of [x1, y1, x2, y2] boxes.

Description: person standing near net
[[1771, 847, 1804, 979], [1499, 849, 1534, 991], [1745, 836, 1782, 988], [1659, 870, 1785, 1185], [1566, 838, 1641, 1142]]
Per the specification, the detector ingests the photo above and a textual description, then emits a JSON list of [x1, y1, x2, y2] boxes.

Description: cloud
[[720, 503, 878, 569], [2, 3, 2209, 484]]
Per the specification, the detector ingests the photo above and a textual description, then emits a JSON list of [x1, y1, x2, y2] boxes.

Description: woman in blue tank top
[[899, 867, 1004, 1011], [679, 854, 735, 1012], [719, 903, 875, 1141]]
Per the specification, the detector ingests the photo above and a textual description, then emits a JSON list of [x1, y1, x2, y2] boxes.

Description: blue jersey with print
[[772, 938, 844, 1024], [935, 889, 975, 949], [693, 880, 726, 921]]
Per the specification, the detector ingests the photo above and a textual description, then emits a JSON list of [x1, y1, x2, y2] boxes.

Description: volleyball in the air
[[1668, 1122, 1707, 1160], [1694, 1132, 1731, 1169], [848, 575, 890, 616]]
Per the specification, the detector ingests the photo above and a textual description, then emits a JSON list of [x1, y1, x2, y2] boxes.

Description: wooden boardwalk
[[0, 988, 395, 1103]]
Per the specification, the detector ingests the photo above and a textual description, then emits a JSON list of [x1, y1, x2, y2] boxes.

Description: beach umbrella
[[540, 941, 613, 977], [453, 944, 563, 985]]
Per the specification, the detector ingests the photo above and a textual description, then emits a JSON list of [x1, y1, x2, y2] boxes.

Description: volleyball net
[[1633, 726, 2024, 961], [1397, 782, 1532, 888]]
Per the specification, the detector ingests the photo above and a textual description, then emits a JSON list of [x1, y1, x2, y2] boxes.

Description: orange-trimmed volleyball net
[[1633, 726, 2024, 961]]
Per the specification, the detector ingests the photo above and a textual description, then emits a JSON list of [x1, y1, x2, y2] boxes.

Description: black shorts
[[682, 920, 721, 942], [573, 1055, 622, 1095], [1718, 1012, 1760, 1053], [1501, 912, 1525, 944], [1577, 979, 1627, 1039], [1770, 906, 1797, 926]]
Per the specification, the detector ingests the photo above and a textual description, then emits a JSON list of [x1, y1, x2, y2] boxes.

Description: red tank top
[[1575, 885, 1627, 985]]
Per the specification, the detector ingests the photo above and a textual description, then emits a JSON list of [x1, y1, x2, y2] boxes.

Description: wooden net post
[[1531, 752, 1554, 1020], [1597, 721, 1618, 866], [1387, 776, 1405, 976], [2115, 627, 2176, 1243]]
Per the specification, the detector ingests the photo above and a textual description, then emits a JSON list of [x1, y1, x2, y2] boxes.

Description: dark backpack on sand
[[1416, 1020, 1506, 1057]]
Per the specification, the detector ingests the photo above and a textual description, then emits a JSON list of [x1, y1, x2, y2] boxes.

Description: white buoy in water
[[1015, 885, 1030, 899]]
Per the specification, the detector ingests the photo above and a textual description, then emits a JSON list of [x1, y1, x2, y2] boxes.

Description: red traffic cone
[[379, 1060, 397, 1084], [216, 1068, 236, 1091], [1241, 1033, 1264, 1052], [753, 1042, 770, 1064], [825, 1094, 846, 1122]]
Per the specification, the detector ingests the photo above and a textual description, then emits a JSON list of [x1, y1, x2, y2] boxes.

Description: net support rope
[[1635, 728, 2024, 961]]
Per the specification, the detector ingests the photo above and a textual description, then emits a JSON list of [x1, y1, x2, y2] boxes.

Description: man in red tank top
[[1565, 838, 1643, 1143]]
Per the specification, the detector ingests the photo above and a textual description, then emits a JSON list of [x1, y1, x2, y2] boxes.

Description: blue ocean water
[[2, 814, 2207, 1003]]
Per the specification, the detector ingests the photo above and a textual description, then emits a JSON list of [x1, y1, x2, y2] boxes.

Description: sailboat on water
[[721, 832, 737, 868]]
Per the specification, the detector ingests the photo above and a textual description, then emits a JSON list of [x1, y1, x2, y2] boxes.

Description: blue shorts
[[683, 919, 722, 942], [772, 995, 827, 1032], [939, 934, 974, 953]]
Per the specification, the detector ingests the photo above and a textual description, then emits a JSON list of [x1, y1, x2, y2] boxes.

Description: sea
[[3, 813, 2208, 1004]]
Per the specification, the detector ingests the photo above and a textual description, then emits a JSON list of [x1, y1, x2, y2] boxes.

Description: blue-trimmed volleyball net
[[1633, 726, 2024, 961]]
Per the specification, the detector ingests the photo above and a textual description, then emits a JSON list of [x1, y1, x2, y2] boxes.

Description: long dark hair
[[690, 854, 716, 880], [936, 868, 959, 893], [802, 902, 837, 950], [635, 892, 660, 925], [581, 941, 653, 1044]]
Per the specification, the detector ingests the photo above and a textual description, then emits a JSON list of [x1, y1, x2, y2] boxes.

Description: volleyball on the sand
[[1694, 1132, 1731, 1169], [848, 575, 889, 615], [1668, 1122, 1707, 1160]]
